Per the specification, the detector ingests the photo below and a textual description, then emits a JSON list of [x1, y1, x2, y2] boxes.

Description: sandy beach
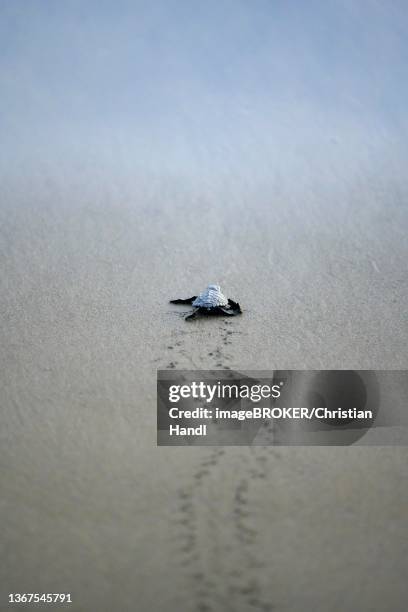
[[1, 2, 408, 611]]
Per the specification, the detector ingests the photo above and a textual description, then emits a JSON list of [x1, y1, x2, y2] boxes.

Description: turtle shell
[[192, 284, 228, 308]]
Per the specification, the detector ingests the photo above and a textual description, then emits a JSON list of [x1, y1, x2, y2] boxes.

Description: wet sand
[[1, 168, 408, 611]]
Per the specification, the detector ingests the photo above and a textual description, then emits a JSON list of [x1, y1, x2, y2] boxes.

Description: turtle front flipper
[[227, 299, 242, 314], [170, 296, 197, 305]]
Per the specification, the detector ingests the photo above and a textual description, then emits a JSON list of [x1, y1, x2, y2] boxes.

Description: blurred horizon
[[1, 0, 408, 195]]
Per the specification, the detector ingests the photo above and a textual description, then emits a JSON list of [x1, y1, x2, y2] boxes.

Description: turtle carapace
[[170, 284, 242, 321]]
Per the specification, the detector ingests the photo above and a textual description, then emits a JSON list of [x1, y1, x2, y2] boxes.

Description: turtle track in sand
[[155, 317, 279, 610], [173, 447, 279, 611], [155, 316, 244, 371]]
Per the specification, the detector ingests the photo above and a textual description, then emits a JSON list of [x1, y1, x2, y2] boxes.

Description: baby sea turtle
[[170, 284, 242, 321]]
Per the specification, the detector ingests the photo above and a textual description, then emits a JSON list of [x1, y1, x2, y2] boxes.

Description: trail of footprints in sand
[[153, 318, 242, 370], [174, 447, 278, 611], [154, 318, 277, 610]]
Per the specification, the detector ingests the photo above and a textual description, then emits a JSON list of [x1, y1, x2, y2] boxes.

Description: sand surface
[[1, 173, 408, 612], [1, 2, 408, 611]]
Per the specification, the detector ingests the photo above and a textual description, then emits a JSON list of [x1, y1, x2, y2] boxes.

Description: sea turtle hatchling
[[170, 284, 242, 321]]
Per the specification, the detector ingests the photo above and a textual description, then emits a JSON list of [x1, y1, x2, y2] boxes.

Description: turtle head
[[208, 284, 221, 292]]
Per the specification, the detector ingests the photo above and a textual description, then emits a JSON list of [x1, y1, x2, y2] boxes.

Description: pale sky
[[1, 0, 407, 187]]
